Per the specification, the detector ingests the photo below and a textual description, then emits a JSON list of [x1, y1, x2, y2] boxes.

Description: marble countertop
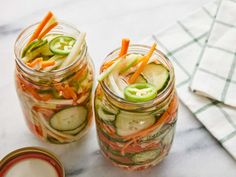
[[0, 0, 236, 176]]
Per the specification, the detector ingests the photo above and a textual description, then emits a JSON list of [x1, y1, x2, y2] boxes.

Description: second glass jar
[[94, 45, 178, 170]]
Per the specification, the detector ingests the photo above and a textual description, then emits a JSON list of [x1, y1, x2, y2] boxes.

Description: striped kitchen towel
[[144, 0, 236, 159], [190, 0, 236, 107]]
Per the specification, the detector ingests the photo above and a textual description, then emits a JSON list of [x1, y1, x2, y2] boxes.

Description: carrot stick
[[41, 60, 55, 69], [27, 11, 53, 44], [56, 83, 77, 101], [118, 38, 130, 57], [128, 43, 157, 84], [38, 22, 58, 39], [100, 39, 130, 71], [27, 57, 43, 68], [64, 84, 77, 101]]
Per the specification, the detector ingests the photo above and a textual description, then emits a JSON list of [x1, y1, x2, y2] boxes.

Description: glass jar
[[14, 22, 94, 144], [94, 45, 178, 170]]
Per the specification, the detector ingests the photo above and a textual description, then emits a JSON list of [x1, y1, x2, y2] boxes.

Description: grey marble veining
[[0, 0, 236, 177]]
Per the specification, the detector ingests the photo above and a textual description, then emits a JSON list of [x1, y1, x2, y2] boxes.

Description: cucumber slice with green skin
[[50, 106, 87, 131], [95, 99, 119, 115], [100, 141, 134, 160], [142, 63, 169, 92], [135, 74, 147, 83], [95, 99, 118, 122], [97, 106, 116, 122], [141, 124, 173, 142], [22, 39, 47, 57], [62, 121, 87, 135], [115, 111, 156, 136], [131, 149, 161, 164], [22, 40, 39, 57], [40, 43, 53, 56], [97, 126, 128, 143]]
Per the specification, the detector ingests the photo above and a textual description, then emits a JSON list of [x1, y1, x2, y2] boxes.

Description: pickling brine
[[14, 12, 94, 144], [95, 39, 178, 170]]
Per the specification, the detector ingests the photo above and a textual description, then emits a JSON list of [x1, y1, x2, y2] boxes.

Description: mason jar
[[14, 22, 94, 144], [94, 45, 178, 170]]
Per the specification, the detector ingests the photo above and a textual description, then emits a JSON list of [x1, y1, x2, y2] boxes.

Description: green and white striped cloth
[[190, 0, 236, 108], [144, 0, 236, 159]]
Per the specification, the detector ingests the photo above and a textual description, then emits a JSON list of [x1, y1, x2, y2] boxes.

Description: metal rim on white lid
[[0, 147, 65, 177]]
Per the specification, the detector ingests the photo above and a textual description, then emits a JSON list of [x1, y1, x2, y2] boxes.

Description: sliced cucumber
[[131, 149, 161, 164], [97, 106, 116, 122], [141, 124, 172, 142], [62, 121, 87, 135], [135, 74, 147, 83], [22, 40, 39, 57], [95, 99, 119, 114], [95, 99, 118, 122], [142, 63, 169, 92], [22, 39, 47, 58], [115, 111, 155, 136], [40, 43, 53, 56], [50, 106, 87, 131], [22, 40, 48, 63]]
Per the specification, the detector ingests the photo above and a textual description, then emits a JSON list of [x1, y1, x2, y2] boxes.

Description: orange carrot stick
[[128, 43, 157, 84], [100, 39, 130, 71], [27, 11, 53, 44], [118, 38, 130, 57], [27, 57, 43, 68], [41, 60, 55, 68], [38, 22, 58, 39], [65, 85, 77, 101]]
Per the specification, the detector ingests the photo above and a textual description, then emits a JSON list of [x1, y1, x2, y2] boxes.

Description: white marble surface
[[0, 0, 236, 176]]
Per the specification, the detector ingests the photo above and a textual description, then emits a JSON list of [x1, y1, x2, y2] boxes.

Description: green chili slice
[[124, 83, 157, 102], [49, 35, 76, 55]]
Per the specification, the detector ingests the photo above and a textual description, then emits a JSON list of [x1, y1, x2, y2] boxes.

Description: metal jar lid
[[0, 147, 65, 177]]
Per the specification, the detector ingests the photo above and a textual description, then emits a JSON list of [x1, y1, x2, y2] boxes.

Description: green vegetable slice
[[50, 106, 87, 131], [22, 39, 47, 57], [115, 111, 155, 136], [124, 83, 157, 102], [49, 36, 76, 55], [131, 149, 161, 164], [142, 63, 169, 92], [135, 74, 147, 83]]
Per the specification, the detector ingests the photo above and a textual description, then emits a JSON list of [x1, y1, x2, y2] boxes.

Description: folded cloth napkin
[[190, 0, 236, 107], [143, 0, 236, 159]]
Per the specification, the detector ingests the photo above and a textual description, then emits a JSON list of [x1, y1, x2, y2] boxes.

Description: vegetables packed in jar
[[95, 39, 178, 170], [14, 12, 94, 144]]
